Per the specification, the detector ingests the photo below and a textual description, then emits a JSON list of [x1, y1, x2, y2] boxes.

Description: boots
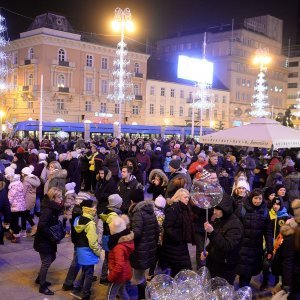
[[30, 225, 37, 236], [39, 284, 54, 295], [35, 275, 51, 286], [11, 234, 20, 243]]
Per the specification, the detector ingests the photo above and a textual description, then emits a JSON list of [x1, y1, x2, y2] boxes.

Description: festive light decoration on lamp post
[[0, 13, 9, 140], [108, 8, 134, 138], [250, 48, 271, 118], [292, 92, 300, 118]]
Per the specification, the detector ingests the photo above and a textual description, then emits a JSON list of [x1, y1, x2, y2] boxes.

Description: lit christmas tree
[[250, 71, 270, 117], [0, 13, 9, 91]]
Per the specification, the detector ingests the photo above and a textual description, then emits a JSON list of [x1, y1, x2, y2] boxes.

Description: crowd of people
[[0, 135, 300, 300]]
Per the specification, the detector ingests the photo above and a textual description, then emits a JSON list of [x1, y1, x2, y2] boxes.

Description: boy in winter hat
[[63, 182, 77, 237], [106, 216, 134, 300], [98, 194, 123, 284]]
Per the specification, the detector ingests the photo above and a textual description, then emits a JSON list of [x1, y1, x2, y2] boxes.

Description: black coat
[[161, 201, 192, 270], [67, 158, 81, 194], [129, 200, 159, 270], [33, 196, 63, 254], [0, 181, 11, 224], [206, 196, 243, 283], [150, 151, 164, 171], [147, 183, 166, 200], [236, 197, 273, 277]]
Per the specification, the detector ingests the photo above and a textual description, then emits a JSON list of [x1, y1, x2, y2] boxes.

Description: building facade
[[155, 15, 288, 126], [3, 13, 149, 125]]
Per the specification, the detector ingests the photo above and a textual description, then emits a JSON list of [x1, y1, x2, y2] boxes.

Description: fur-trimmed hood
[[149, 169, 169, 186], [48, 169, 67, 180], [118, 231, 134, 244], [23, 174, 41, 188], [129, 199, 155, 215], [280, 218, 298, 237], [96, 169, 112, 181]]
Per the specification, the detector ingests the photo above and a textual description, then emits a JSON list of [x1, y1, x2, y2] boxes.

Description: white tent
[[199, 118, 300, 149]]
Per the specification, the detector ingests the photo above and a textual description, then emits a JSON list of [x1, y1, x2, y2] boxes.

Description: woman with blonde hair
[[160, 188, 194, 276]]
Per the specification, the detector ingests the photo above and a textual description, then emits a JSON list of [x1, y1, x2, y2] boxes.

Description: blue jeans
[[78, 265, 94, 299], [106, 282, 130, 300], [63, 248, 81, 287]]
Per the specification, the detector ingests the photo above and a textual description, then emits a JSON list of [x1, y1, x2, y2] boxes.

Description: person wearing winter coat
[[188, 152, 208, 179], [95, 166, 118, 215], [43, 161, 67, 196], [161, 188, 194, 277], [0, 173, 11, 244], [231, 180, 250, 213], [106, 216, 134, 300], [202, 196, 243, 285], [13, 152, 27, 175], [98, 193, 123, 284], [103, 149, 121, 183], [136, 148, 151, 184], [147, 169, 168, 200], [284, 166, 300, 202], [67, 151, 81, 194], [265, 162, 284, 188], [21, 166, 41, 236], [73, 199, 100, 300], [118, 166, 142, 214], [129, 189, 159, 300], [236, 188, 273, 287], [277, 199, 300, 299], [33, 187, 64, 296], [7, 172, 26, 243], [150, 147, 164, 171], [123, 157, 144, 185], [63, 182, 77, 236]]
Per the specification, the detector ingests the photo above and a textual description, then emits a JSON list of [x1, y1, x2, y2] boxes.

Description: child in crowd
[[99, 194, 123, 284], [63, 182, 77, 237], [106, 216, 134, 300], [163, 152, 172, 178]]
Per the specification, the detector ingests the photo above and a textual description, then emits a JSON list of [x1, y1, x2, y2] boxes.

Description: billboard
[[177, 55, 213, 84]]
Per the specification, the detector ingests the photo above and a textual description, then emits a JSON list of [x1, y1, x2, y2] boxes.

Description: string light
[[0, 13, 9, 91]]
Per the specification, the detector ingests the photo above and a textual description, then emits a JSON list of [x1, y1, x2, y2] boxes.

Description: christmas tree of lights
[[0, 13, 9, 91], [250, 70, 270, 117]]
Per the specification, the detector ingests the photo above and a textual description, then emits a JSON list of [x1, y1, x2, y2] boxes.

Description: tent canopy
[[199, 118, 300, 149]]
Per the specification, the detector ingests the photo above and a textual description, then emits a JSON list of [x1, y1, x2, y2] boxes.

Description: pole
[[39, 74, 43, 142], [191, 94, 195, 138]]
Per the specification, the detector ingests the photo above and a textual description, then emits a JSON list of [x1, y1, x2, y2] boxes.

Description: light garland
[[250, 71, 270, 117], [0, 14, 9, 91]]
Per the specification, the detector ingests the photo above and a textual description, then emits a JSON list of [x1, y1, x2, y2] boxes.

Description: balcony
[[23, 58, 38, 65], [22, 85, 30, 92], [133, 73, 143, 78], [135, 95, 143, 100], [58, 87, 69, 93], [51, 59, 75, 68]]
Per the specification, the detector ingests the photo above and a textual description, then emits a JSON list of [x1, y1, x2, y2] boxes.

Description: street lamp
[[108, 8, 135, 138], [0, 110, 4, 140], [250, 48, 271, 117]]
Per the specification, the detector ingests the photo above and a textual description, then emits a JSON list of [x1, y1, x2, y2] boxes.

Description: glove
[[271, 290, 288, 300]]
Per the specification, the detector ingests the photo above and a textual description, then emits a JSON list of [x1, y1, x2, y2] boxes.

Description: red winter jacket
[[108, 232, 135, 283]]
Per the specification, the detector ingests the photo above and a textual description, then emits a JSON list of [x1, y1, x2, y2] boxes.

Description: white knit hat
[[21, 166, 34, 176], [38, 153, 48, 161], [65, 182, 76, 195], [155, 195, 166, 208], [5, 164, 17, 178], [109, 216, 126, 235], [108, 194, 123, 209]]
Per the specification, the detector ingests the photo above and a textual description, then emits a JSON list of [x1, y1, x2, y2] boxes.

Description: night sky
[[1, 0, 299, 45]]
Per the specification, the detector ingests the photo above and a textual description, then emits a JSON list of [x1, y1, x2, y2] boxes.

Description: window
[[100, 102, 107, 113], [179, 106, 183, 116], [160, 87, 165, 96], [214, 110, 217, 119], [86, 55, 93, 67], [85, 101, 92, 112], [214, 95, 219, 103], [27, 101, 33, 109], [180, 90, 184, 98], [189, 92, 193, 100], [247, 80, 251, 87], [101, 80, 108, 95], [134, 63, 140, 74], [28, 74, 33, 86], [288, 72, 298, 78], [242, 78, 246, 86], [150, 104, 154, 114], [150, 86, 155, 96], [236, 91, 240, 100], [170, 105, 174, 116], [134, 84, 139, 95], [222, 111, 225, 120], [288, 83, 298, 88], [86, 77, 93, 92], [58, 48, 66, 62], [13, 74, 18, 88], [160, 105, 164, 115], [188, 107, 192, 117], [101, 57, 108, 69], [170, 89, 175, 97], [289, 61, 299, 67], [206, 109, 209, 119], [57, 99, 64, 110], [28, 48, 34, 59], [132, 105, 139, 115], [57, 74, 65, 87], [12, 52, 18, 64], [115, 103, 120, 114], [222, 96, 226, 103], [236, 78, 241, 85]]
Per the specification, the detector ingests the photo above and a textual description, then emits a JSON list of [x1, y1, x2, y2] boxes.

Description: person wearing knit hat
[[106, 216, 134, 300], [21, 166, 34, 177], [169, 159, 181, 171], [5, 164, 16, 180], [38, 153, 48, 162], [108, 194, 123, 209], [263, 186, 277, 209], [16, 147, 25, 154], [63, 182, 77, 237], [154, 195, 166, 209], [30, 149, 39, 156], [75, 192, 95, 205]]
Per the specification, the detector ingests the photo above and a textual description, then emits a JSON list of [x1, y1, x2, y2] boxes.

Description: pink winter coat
[[8, 180, 26, 212]]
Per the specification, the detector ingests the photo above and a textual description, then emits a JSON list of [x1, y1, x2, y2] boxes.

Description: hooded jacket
[[108, 230, 135, 283], [74, 207, 100, 265], [8, 179, 26, 212], [23, 175, 41, 211], [129, 200, 159, 270], [44, 169, 67, 195], [284, 171, 300, 202], [147, 169, 168, 199]]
